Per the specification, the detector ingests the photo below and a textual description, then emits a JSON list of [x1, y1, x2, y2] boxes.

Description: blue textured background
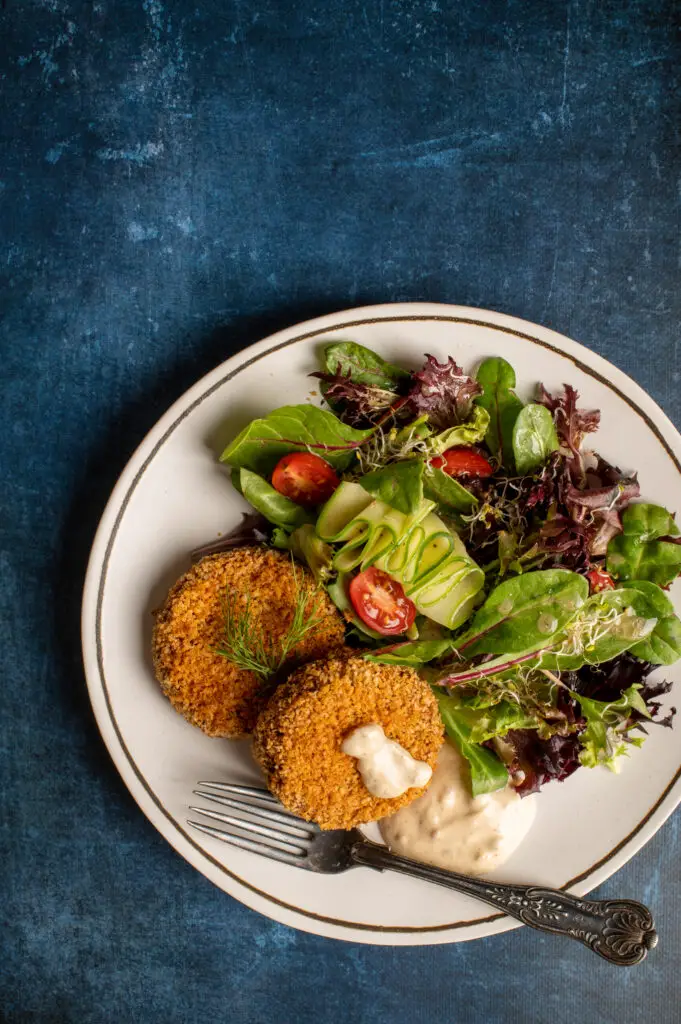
[[2, 1, 680, 1020]]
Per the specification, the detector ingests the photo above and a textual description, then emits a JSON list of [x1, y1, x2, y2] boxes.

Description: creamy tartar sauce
[[379, 740, 536, 875], [342, 724, 432, 799]]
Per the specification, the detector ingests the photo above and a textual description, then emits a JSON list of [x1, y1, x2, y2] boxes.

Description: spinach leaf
[[458, 569, 589, 656], [439, 584, 659, 685], [475, 356, 524, 467], [569, 685, 650, 770], [423, 466, 479, 513], [435, 692, 509, 796], [615, 503, 679, 542], [239, 469, 314, 530], [625, 580, 681, 665], [357, 458, 425, 515], [607, 536, 681, 587], [429, 406, 490, 452], [323, 341, 409, 389], [364, 638, 454, 666], [221, 405, 372, 475], [632, 615, 681, 665], [512, 403, 560, 474], [607, 503, 681, 587]]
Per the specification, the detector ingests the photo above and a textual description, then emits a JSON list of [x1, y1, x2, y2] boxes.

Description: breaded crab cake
[[252, 654, 444, 829], [152, 547, 346, 737]]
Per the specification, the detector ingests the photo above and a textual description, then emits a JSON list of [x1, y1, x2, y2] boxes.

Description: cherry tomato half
[[271, 452, 340, 507], [431, 447, 494, 478], [349, 567, 417, 636], [586, 568, 615, 593]]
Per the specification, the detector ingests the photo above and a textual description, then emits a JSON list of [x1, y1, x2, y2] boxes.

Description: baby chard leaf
[[540, 587, 658, 670], [365, 638, 454, 667], [221, 405, 373, 474], [458, 568, 589, 657], [438, 585, 660, 686], [323, 341, 409, 389], [614, 503, 679, 542]]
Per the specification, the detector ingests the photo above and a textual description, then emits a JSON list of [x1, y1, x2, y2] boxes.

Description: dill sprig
[[215, 559, 327, 678]]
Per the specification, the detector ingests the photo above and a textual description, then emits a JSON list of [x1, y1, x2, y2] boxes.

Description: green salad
[[216, 341, 681, 797]]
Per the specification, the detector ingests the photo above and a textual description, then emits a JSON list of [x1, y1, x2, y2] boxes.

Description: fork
[[188, 782, 657, 965]]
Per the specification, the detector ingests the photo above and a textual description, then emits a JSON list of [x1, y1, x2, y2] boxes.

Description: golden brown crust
[[151, 548, 346, 737], [252, 655, 444, 830]]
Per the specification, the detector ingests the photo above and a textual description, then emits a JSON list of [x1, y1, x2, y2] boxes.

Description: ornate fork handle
[[351, 840, 657, 965]]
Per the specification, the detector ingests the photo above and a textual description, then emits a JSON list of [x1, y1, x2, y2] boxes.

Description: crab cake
[[252, 654, 444, 830], [152, 548, 345, 737]]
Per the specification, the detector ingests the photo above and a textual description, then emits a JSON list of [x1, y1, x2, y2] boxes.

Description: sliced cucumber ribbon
[[316, 480, 484, 629]]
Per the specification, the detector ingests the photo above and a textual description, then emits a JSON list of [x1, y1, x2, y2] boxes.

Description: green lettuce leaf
[[435, 689, 537, 744], [429, 406, 490, 452], [570, 685, 650, 770], [435, 691, 509, 796]]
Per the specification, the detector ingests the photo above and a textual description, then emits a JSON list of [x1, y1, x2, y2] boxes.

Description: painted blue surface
[[1, 1, 680, 1020]]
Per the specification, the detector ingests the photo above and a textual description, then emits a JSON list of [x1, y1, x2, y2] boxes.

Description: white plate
[[81, 303, 681, 945]]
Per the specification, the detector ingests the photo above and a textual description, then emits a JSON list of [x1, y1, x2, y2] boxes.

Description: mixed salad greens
[[218, 341, 681, 798]]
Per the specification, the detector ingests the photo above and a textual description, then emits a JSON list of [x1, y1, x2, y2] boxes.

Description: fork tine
[[196, 783, 280, 804], [188, 806, 310, 854], [187, 819, 306, 866], [192, 789, 317, 836]]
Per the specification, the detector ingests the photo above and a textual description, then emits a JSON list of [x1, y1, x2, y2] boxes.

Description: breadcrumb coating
[[252, 654, 444, 829], [152, 548, 346, 737]]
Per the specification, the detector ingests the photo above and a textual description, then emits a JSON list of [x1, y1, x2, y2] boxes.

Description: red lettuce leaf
[[537, 383, 600, 452], [565, 477, 640, 512], [562, 651, 652, 703], [407, 354, 482, 429], [564, 653, 676, 733], [636, 675, 676, 729], [501, 654, 676, 796], [503, 730, 582, 797], [537, 384, 600, 486], [310, 367, 400, 427]]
